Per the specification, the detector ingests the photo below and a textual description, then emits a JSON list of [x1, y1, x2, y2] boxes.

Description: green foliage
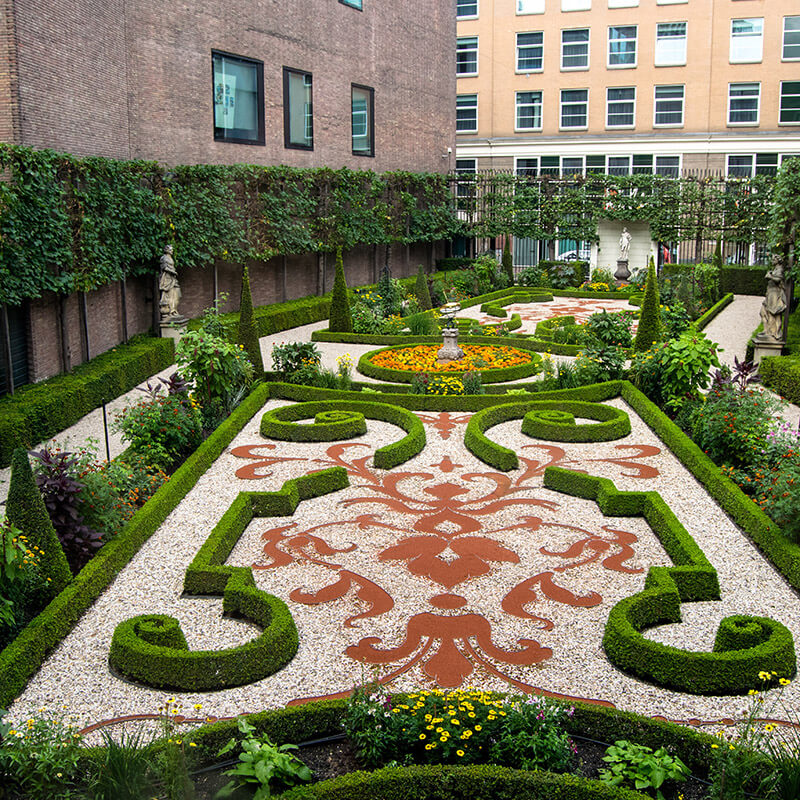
[[91, 728, 157, 800], [599, 740, 689, 800], [0, 711, 85, 799], [770, 157, 800, 281], [585, 310, 633, 348], [516, 263, 550, 287], [633, 257, 661, 352], [328, 248, 353, 333], [713, 239, 723, 270], [695, 293, 734, 331], [5, 449, 71, 598], [0, 518, 43, 632], [760, 354, 800, 405], [630, 330, 720, 413], [114, 392, 203, 471], [660, 299, 691, 339], [217, 717, 312, 800], [414, 265, 433, 311], [501, 240, 514, 284], [237, 266, 265, 375]]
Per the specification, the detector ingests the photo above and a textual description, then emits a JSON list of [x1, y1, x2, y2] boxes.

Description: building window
[[727, 155, 753, 178], [351, 84, 374, 156], [516, 91, 543, 130], [517, 0, 545, 13], [516, 158, 539, 176], [562, 0, 590, 10], [561, 156, 584, 175], [609, 0, 638, 7], [282, 68, 313, 150], [730, 18, 763, 64], [457, 0, 478, 18], [339, 0, 362, 8], [456, 94, 478, 132], [608, 156, 631, 176], [561, 28, 589, 69], [517, 32, 544, 71], [780, 81, 800, 125], [560, 88, 588, 128], [655, 156, 680, 177], [212, 51, 265, 145], [728, 83, 760, 125], [606, 86, 635, 127], [457, 37, 479, 76], [784, 17, 800, 61], [608, 25, 637, 67], [654, 84, 684, 126], [655, 22, 687, 66]]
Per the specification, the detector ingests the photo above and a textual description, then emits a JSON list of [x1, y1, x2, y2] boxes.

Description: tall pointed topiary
[[712, 239, 723, 270], [415, 265, 433, 311], [5, 448, 72, 598], [329, 247, 353, 333], [634, 256, 662, 352], [502, 239, 514, 284], [236, 265, 264, 376]]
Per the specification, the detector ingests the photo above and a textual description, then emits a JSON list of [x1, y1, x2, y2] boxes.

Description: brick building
[[0, 0, 456, 387]]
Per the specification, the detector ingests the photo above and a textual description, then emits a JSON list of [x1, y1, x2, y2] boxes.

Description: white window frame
[[655, 21, 687, 67], [561, 27, 590, 70], [514, 156, 539, 176], [654, 155, 681, 176], [606, 86, 636, 128], [515, 90, 543, 130], [561, 156, 585, 176], [780, 81, 800, 126], [560, 88, 589, 130], [456, 36, 479, 76], [726, 154, 754, 178], [456, 0, 479, 20], [729, 18, 763, 64], [456, 94, 478, 133], [784, 16, 800, 61], [517, 0, 545, 14], [727, 82, 760, 126], [516, 31, 544, 73], [653, 84, 684, 127], [607, 155, 632, 176], [608, 25, 638, 68]]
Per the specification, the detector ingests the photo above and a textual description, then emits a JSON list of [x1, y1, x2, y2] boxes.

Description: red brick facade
[[0, 1, 456, 384]]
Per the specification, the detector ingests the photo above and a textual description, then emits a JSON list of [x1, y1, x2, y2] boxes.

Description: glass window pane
[[562, 157, 584, 175], [727, 155, 753, 177], [213, 52, 263, 144], [561, 89, 588, 127], [655, 22, 687, 66], [785, 17, 800, 59], [562, 28, 589, 68], [516, 91, 542, 129], [456, 94, 478, 132], [457, 37, 479, 75], [339, 0, 362, 8], [655, 156, 680, 177], [607, 86, 635, 126], [609, 25, 637, 66], [352, 85, 373, 155], [517, 31, 544, 71], [285, 70, 313, 148], [781, 81, 800, 123], [654, 84, 684, 126], [730, 18, 763, 63], [457, 0, 478, 18], [516, 158, 538, 176], [728, 82, 759, 125], [517, 0, 545, 13], [608, 156, 631, 176]]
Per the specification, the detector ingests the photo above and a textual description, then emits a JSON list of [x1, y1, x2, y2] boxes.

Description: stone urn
[[614, 260, 631, 282]]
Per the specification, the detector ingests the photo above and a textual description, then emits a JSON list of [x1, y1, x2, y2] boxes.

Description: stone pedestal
[[753, 336, 784, 366], [160, 317, 188, 342], [437, 328, 464, 362], [614, 260, 631, 282]]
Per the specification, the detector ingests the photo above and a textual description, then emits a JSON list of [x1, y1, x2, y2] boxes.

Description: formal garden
[[1, 148, 800, 799]]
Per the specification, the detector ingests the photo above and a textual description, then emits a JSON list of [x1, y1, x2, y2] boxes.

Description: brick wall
[[0, 0, 20, 145]]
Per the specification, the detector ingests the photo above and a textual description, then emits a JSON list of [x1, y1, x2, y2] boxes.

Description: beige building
[[456, 0, 800, 178]]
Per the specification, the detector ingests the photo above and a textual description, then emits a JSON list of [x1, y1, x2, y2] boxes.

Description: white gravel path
[[7, 394, 800, 737]]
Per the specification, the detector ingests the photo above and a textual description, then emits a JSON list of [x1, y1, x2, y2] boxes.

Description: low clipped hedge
[[260, 400, 425, 469], [0, 335, 174, 468], [277, 764, 649, 800], [109, 468, 348, 691], [356, 344, 542, 385], [543, 466, 796, 694], [694, 293, 734, 330], [480, 289, 553, 317], [465, 400, 631, 471], [0, 382, 273, 709], [720, 265, 768, 295], [760, 354, 800, 404]]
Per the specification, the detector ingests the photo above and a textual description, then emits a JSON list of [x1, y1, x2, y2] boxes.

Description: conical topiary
[[502, 239, 514, 284], [634, 256, 662, 352], [236, 266, 264, 376], [329, 247, 353, 333], [415, 265, 433, 311], [5, 448, 72, 598], [712, 239, 723, 270]]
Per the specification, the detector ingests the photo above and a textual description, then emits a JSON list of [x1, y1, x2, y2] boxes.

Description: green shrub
[[585, 310, 634, 348], [516, 263, 549, 287], [415, 265, 433, 311], [236, 265, 265, 375], [661, 299, 691, 339], [760, 355, 800, 405], [633, 257, 661, 352], [329, 247, 353, 333], [501, 240, 514, 285], [5, 449, 71, 599]]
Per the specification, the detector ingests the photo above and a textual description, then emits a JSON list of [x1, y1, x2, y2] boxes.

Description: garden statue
[[159, 245, 183, 320], [758, 261, 788, 343], [618, 227, 632, 262], [437, 301, 464, 362]]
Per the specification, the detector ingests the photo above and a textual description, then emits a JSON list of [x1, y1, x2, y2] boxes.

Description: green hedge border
[[0, 382, 273, 708], [760, 354, 800, 405], [465, 401, 631, 471], [543, 466, 795, 695], [480, 289, 553, 317], [0, 335, 174, 468], [277, 764, 650, 800], [108, 468, 348, 691], [356, 344, 543, 385], [694, 293, 734, 331], [260, 400, 426, 470]]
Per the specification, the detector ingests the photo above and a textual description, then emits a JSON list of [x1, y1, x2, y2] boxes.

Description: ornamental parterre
[[368, 344, 534, 373]]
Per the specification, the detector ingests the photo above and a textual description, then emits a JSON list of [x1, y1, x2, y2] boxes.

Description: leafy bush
[[599, 740, 689, 800], [0, 518, 43, 634], [271, 342, 321, 378], [461, 370, 485, 395], [501, 240, 514, 284], [516, 263, 549, 287], [634, 257, 661, 352], [591, 268, 615, 285], [660, 299, 691, 340], [579, 344, 627, 382], [585, 310, 633, 348]]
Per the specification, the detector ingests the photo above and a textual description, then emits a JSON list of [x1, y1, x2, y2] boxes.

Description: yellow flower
[[457, 750, 465, 757], [765, 724, 775, 732], [419, 733, 426, 740], [780, 678, 791, 686], [758, 670, 771, 681]]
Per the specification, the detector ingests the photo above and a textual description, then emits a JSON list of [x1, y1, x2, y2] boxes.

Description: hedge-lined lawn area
[[6, 383, 799, 734]]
